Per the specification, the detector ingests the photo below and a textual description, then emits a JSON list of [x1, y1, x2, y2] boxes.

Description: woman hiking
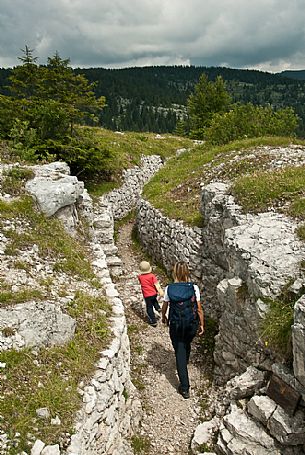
[[161, 261, 204, 399]]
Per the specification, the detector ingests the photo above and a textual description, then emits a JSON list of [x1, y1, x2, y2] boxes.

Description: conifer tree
[[187, 73, 231, 138], [8, 45, 41, 100]]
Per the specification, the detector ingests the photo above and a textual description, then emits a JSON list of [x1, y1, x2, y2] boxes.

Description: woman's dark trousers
[[169, 321, 198, 392]]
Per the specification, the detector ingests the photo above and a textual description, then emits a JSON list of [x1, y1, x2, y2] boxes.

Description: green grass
[[1, 167, 35, 195], [260, 297, 294, 362], [0, 291, 111, 453], [130, 434, 151, 454], [143, 137, 305, 226], [0, 288, 44, 307], [143, 136, 305, 225], [0, 196, 95, 280], [231, 166, 305, 213], [85, 180, 119, 197], [81, 127, 194, 195], [259, 281, 304, 362], [289, 197, 305, 220], [84, 127, 194, 164]]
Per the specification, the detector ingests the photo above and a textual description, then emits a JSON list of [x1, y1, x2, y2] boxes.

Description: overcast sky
[[1, 0, 305, 73]]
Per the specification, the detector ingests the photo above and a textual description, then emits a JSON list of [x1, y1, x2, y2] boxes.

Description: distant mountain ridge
[[279, 70, 305, 80]]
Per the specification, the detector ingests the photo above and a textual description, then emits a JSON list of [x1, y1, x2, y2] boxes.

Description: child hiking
[[162, 261, 204, 399], [138, 261, 164, 327]]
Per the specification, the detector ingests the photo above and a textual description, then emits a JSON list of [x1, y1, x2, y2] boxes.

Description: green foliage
[[3, 64, 305, 135], [0, 291, 111, 452], [174, 119, 187, 136], [29, 99, 71, 141], [231, 165, 305, 214], [205, 104, 298, 145], [130, 434, 151, 454], [188, 73, 232, 138], [0, 95, 21, 136], [0, 47, 106, 171], [260, 297, 294, 361], [9, 118, 37, 149], [9, 46, 40, 100], [0, 196, 95, 280], [62, 132, 117, 179]]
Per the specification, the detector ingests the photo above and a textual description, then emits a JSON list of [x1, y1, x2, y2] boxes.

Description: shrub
[[205, 104, 298, 145]]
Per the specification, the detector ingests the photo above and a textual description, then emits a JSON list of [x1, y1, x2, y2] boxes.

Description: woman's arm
[[161, 301, 169, 324], [197, 301, 205, 335]]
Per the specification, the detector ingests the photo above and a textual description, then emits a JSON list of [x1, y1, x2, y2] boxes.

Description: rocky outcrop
[[190, 366, 305, 454], [203, 181, 305, 383], [0, 301, 75, 350], [25, 161, 84, 225]]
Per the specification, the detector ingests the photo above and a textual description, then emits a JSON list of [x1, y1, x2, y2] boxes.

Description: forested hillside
[[1, 65, 305, 135]]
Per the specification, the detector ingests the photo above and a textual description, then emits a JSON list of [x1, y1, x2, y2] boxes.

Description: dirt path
[[115, 220, 213, 455]]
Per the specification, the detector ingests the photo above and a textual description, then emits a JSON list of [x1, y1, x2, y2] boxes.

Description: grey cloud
[[0, 0, 305, 71]]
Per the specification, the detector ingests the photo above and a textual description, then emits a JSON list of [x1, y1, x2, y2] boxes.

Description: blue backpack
[[167, 282, 198, 326]]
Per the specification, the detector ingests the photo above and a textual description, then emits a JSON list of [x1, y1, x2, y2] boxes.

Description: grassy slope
[[81, 127, 194, 196], [143, 136, 305, 231]]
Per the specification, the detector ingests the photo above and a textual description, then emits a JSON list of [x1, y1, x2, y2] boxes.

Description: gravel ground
[[115, 220, 214, 455]]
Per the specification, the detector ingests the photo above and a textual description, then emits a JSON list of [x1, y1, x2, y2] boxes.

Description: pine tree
[[187, 73, 232, 138], [8, 45, 41, 100]]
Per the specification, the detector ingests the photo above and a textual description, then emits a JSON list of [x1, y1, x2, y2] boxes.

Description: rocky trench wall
[[135, 181, 305, 380], [61, 155, 165, 454], [87, 149, 305, 454], [64, 245, 141, 455], [134, 181, 305, 454], [104, 155, 163, 219], [28, 154, 167, 454]]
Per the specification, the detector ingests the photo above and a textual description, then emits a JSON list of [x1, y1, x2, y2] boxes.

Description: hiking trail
[[115, 220, 213, 455]]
